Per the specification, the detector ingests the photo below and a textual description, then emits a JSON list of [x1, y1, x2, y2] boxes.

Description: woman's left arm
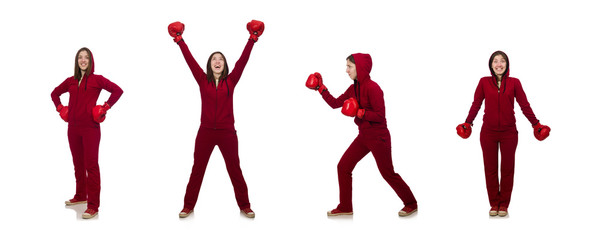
[[97, 76, 124, 107], [514, 78, 540, 126], [361, 84, 386, 123], [228, 39, 255, 86]]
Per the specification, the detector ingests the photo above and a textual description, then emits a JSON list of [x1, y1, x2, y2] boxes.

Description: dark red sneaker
[[489, 206, 499, 216], [64, 198, 87, 206], [179, 208, 193, 218], [398, 206, 417, 217], [82, 209, 98, 219], [498, 206, 508, 217], [241, 208, 255, 218], [327, 208, 353, 216]]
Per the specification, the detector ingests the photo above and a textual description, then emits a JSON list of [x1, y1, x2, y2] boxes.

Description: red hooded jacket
[[322, 53, 388, 132], [51, 50, 123, 128], [177, 39, 254, 130], [465, 52, 539, 131]]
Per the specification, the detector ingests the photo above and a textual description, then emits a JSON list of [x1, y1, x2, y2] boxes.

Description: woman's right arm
[[178, 40, 206, 85], [465, 78, 485, 124], [50, 78, 71, 108]]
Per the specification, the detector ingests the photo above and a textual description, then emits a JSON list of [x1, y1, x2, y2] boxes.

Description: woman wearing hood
[[457, 51, 551, 217], [306, 53, 418, 217], [167, 20, 263, 219], [51, 47, 124, 219]]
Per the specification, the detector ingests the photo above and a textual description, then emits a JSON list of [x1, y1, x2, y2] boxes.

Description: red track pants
[[336, 128, 417, 212], [183, 127, 250, 210], [67, 126, 101, 211], [480, 127, 518, 208]]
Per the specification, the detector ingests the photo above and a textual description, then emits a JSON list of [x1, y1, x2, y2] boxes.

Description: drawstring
[[495, 75, 507, 94], [353, 79, 362, 108], [492, 75, 507, 93], [225, 77, 230, 96], [215, 77, 230, 96], [79, 75, 89, 90]]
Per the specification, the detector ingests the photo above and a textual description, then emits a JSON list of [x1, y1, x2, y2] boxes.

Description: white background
[[1, 0, 597, 239]]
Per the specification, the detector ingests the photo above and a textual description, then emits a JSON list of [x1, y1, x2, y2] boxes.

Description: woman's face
[[491, 55, 507, 76], [210, 53, 225, 75], [78, 50, 90, 71], [346, 59, 357, 80]]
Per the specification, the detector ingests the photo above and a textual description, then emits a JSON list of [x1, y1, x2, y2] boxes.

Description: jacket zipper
[[214, 82, 218, 129], [74, 79, 81, 125], [496, 77, 501, 128]]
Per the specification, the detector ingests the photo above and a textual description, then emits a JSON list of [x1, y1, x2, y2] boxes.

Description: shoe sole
[[489, 211, 498, 216], [82, 212, 98, 219], [241, 212, 255, 218], [498, 211, 508, 217], [179, 210, 193, 218], [327, 211, 353, 216], [398, 209, 417, 217], [65, 200, 87, 206]]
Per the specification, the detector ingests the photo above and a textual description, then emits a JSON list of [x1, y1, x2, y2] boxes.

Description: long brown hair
[[206, 51, 229, 84], [74, 47, 93, 81]]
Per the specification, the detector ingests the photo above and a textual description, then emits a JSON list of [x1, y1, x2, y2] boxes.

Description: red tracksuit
[[465, 53, 539, 208], [51, 51, 123, 211], [177, 39, 254, 210], [321, 53, 417, 212]]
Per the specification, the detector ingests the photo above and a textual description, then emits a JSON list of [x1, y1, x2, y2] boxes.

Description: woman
[[51, 47, 123, 219], [168, 20, 264, 218], [306, 53, 418, 217], [457, 50, 550, 217]]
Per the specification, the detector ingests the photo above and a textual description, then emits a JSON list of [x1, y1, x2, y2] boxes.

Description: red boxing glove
[[92, 102, 111, 123], [456, 123, 472, 139], [341, 98, 359, 117], [247, 20, 264, 42], [168, 21, 185, 43], [56, 104, 68, 122], [533, 122, 551, 141], [305, 72, 327, 94]]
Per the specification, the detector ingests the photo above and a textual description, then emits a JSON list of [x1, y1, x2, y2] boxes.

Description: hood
[[488, 50, 509, 79], [352, 53, 372, 83]]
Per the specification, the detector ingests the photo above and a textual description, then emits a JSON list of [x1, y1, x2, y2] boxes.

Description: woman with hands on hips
[[51, 47, 123, 219]]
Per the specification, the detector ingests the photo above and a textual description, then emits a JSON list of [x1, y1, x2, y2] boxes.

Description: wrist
[[103, 102, 111, 111], [249, 35, 258, 42], [318, 85, 327, 94], [357, 109, 365, 119]]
